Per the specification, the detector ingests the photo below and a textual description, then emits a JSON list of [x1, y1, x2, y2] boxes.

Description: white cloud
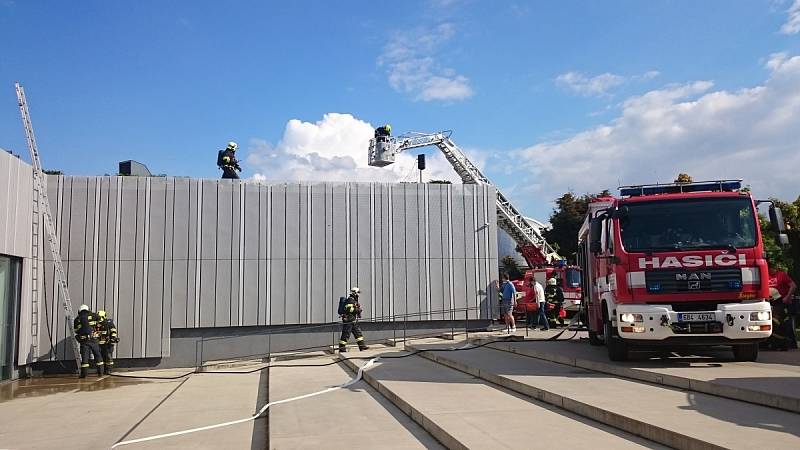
[[781, 0, 800, 34], [638, 70, 661, 81], [556, 72, 625, 96], [245, 113, 464, 183], [379, 23, 474, 102], [555, 70, 660, 96], [520, 54, 800, 205]]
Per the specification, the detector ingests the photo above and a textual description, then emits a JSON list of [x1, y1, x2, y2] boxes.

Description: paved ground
[[408, 338, 800, 449], [0, 367, 266, 450], [1, 331, 798, 449], [269, 351, 442, 449], [471, 327, 800, 411]]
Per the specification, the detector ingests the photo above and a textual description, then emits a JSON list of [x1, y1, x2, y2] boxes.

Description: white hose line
[[111, 357, 380, 448]]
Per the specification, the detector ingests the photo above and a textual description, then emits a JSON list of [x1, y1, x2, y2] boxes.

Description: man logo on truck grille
[[675, 272, 711, 281], [688, 281, 701, 289]]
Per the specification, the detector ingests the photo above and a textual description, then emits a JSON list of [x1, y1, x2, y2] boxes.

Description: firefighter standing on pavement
[[96, 310, 119, 373], [217, 141, 242, 179], [339, 287, 369, 352], [545, 278, 565, 327], [74, 305, 104, 378]]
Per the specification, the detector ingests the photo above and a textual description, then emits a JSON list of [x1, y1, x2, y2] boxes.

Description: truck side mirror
[[769, 206, 786, 233], [590, 218, 603, 254]]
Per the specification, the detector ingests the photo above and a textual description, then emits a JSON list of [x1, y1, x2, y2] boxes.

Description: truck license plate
[[677, 312, 715, 322]]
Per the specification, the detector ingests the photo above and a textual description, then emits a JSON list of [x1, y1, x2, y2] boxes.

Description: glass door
[[0, 256, 21, 381]]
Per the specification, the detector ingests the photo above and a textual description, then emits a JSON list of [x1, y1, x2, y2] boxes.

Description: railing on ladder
[[15, 83, 81, 371]]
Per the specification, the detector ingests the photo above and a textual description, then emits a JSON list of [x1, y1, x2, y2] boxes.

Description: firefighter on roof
[[96, 310, 119, 373], [74, 305, 104, 378], [339, 287, 369, 352], [217, 141, 242, 179]]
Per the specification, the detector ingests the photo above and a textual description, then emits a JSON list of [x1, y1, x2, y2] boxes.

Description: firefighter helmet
[[547, 278, 557, 286], [384, 124, 391, 134], [79, 304, 90, 312], [97, 310, 107, 318], [351, 286, 360, 295], [769, 287, 782, 300], [227, 141, 238, 151]]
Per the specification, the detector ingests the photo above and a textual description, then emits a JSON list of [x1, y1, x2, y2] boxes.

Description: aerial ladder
[[368, 130, 560, 266], [16, 83, 82, 371]]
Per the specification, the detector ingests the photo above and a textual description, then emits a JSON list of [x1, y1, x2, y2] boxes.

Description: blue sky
[[1, 0, 799, 220]]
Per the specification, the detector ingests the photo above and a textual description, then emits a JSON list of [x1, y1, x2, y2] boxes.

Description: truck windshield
[[619, 197, 757, 252], [565, 268, 581, 288]]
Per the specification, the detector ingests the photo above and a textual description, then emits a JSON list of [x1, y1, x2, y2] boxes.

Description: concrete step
[[340, 347, 665, 450], [408, 341, 800, 450], [467, 332, 800, 413], [269, 354, 443, 449]]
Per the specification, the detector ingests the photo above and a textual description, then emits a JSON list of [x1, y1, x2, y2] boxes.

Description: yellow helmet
[[385, 124, 392, 133], [97, 310, 107, 318]]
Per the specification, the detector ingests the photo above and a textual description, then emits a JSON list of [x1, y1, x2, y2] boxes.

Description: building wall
[[36, 177, 499, 361], [0, 151, 32, 259], [0, 151, 34, 372]]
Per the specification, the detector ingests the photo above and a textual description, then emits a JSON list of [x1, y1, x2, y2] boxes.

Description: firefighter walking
[[96, 310, 119, 373], [217, 141, 242, 179], [339, 287, 369, 352], [74, 304, 104, 378]]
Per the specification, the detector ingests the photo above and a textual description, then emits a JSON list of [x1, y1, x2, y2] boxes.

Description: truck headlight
[[620, 313, 643, 323], [750, 311, 770, 321]]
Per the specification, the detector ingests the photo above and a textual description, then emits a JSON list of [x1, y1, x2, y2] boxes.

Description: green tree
[[675, 173, 693, 183], [760, 215, 792, 273], [544, 190, 609, 262], [766, 196, 800, 281], [501, 255, 523, 280]]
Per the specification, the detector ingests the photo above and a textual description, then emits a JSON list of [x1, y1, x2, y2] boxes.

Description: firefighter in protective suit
[[217, 141, 242, 179], [73, 305, 104, 378], [374, 124, 392, 139], [545, 278, 565, 327], [96, 310, 119, 373], [339, 287, 369, 352]]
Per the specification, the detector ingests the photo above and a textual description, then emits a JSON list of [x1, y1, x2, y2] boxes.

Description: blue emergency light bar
[[619, 180, 742, 197]]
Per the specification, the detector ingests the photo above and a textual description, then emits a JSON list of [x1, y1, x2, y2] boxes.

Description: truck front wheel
[[732, 343, 758, 362], [604, 320, 629, 361]]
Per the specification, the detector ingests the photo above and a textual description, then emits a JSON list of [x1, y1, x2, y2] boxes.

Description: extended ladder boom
[[369, 131, 559, 266], [16, 83, 82, 370]]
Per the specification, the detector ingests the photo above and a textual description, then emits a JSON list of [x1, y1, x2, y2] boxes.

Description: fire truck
[[512, 263, 582, 323], [577, 180, 786, 362]]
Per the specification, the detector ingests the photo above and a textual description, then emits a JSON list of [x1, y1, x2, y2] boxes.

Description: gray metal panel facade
[[31, 178, 498, 360], [0, 151, 34, 366]]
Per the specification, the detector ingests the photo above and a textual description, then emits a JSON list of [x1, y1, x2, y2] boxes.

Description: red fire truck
[[577, 180, 785, 362], [512, 264, 582, 322]]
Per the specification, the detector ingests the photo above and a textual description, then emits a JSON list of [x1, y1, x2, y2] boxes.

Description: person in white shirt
[[533, 279, 549, 330]]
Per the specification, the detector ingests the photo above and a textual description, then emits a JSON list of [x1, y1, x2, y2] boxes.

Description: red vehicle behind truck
[[577, 180, 786, 362], [512, 265, 582, 321]]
